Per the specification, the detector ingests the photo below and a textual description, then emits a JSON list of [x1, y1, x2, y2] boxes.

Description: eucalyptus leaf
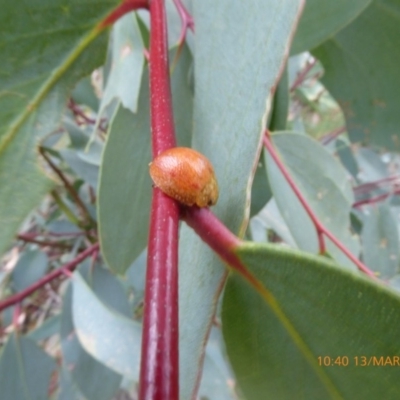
[[178, 1, 305, 398], [0, 333, 55, 400], [223, 242, 400, 399], [72, 272, 142, 378]]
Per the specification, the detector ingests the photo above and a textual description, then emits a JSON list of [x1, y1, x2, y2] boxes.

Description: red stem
[[263, 131, 376, 279], [139, 1, 180, 399], [98, 0, 150, 29], [17, 233, 71, 248], [0, 244, 99, 313]]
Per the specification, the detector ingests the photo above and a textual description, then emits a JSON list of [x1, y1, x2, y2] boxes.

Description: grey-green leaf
[[72, 272, 142, 378], [0, 333, 55, 400], [178, 1, 305, 398], [11, 248, 48, 292]]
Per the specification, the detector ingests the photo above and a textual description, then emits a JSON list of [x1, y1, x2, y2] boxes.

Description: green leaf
[[312, 0, 400, 149], [98, 45, 193, 274], [178, 1, 304, 398], [266, 132, 359, 270], [223, 242, 400, 399], [0, 333, 55, 400], [11, 248, 48, 292], [0, 0, 118, 256], [72, 272, 142, 378], [361, 203, 400, 279], [292, 0, 371, 54]]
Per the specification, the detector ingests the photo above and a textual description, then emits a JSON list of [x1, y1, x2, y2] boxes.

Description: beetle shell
[[149, 147, 219, 207]]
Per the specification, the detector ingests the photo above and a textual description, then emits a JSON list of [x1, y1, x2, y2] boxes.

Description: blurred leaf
[[90, 265, 132, 318], [101, 12, 145, 113], [28, 315, 61, 342], [178, 1, 305, 398], [64, 119, 91, 150], [46, 220, 82, 235], [61, 284, 122, 400], [354, 147, 388, 182], [0, 333, 55, 400], [11, 248, 48, 292], [58, 365, 86, 400], [0, 0, 118, 256], [292, 0, 371, 54], [60, 149, 99, 190], [335, 138, 359, 179], [269, 69, 289, 132], [72, 76, 100, 112], [266, 132, 359, 270], [312, 0, 400, 149], [223, 242, 400, 399], [72, 272, 142, 378], [257, 198, 297, 247], [361, 203, 400, 279]]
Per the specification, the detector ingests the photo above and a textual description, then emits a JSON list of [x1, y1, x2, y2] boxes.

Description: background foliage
[[1, 0, 400, 399]]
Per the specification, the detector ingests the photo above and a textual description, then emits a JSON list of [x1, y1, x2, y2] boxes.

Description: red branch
[[181, 207, 266, 295], [263, 131, 376, 279], [98, 0, 150, 29], [0, 244, 99, 313], [139, 1, 180, 399]]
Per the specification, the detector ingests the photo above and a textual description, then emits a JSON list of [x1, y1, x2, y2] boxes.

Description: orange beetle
[[149, 147, 219, 207]]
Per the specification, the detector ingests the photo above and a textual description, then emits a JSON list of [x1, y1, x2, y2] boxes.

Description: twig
[[17, 233, 71, 249], [320, 126, 346, 146], [0, 244, 99, 313], [290, 59, 317, 92], [39, 147, 95, 228]]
